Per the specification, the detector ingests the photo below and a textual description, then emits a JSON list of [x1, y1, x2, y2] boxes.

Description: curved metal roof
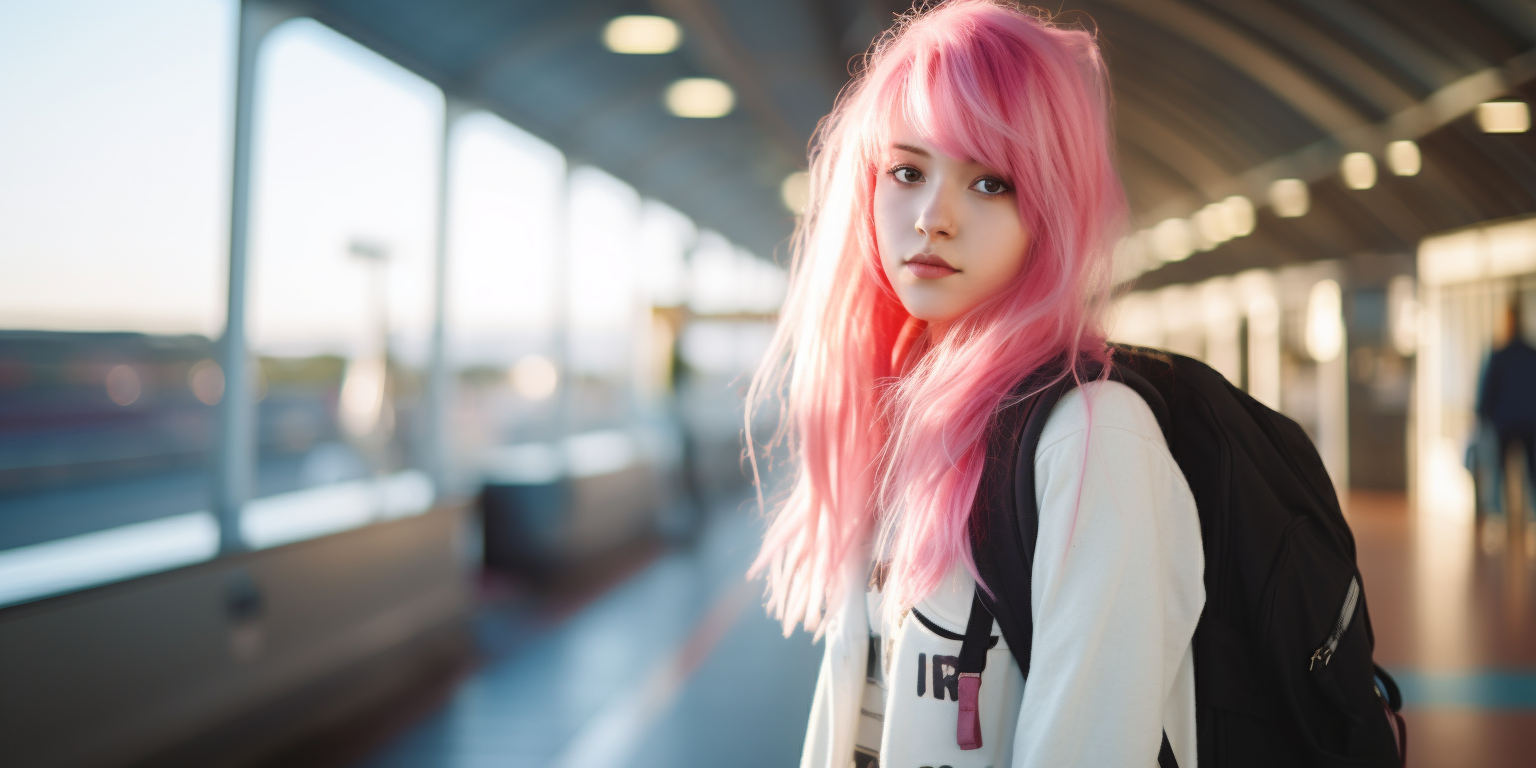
[[293, 0, 1536, 283]]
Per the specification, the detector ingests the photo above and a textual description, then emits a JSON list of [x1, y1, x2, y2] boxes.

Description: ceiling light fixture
[[1194, 203, 1231, 245], [1341, 152, 1377, 190], [781, 171, 810, 214], [1477, 101, 1530, 133], [1386, 140, 1421, 176], [603, 15, 682, 54], [1305, 279, 1344, 363], [1150, 218, 1194, 263], [1269, 178, 1309, 218], [1222, 195, 1255, 237], [665, 78, 734, 118]]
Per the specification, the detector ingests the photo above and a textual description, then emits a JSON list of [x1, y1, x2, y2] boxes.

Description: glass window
[[443, 112, 565, 490], [637, 201, 697, 311], [566, 167, 643, 431], [244, 19, 442, 548], [635, 201, 697, 402], [687, 231, 787, 316], [0, 0, 236, 583]]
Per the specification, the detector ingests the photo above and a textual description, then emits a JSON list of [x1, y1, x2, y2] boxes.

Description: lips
[[904, 253, 959, 279]]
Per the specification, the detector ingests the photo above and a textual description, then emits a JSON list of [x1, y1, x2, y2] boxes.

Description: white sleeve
[[1010, 382, 1204, 768], [800, 555, 871, 768]]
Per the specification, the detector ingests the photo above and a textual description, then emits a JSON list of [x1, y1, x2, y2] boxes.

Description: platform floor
[[350, 492, 1536, 768], [352, 503, 821, 768], [1351, 492, 1536, 767]]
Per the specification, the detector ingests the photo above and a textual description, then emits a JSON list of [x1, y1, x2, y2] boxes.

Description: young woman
[[746, 2, 1204, 766]]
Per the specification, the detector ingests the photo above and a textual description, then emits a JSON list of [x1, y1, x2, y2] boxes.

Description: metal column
[[214, 1, 292, 554], [426, 99, 470, 495]]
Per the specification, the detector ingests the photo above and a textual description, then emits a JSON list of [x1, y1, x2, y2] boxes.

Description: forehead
[[880, 111, 983, 165], [882, 119, 983, 170]]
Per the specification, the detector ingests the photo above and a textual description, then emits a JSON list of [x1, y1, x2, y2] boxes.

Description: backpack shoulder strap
[[969, 363, 1181, 768], [972, 364, 1168, 667], [969, 371, 1081, 680]]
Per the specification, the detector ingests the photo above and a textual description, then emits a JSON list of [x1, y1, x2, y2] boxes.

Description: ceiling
[[290, 0, 1536, 287]]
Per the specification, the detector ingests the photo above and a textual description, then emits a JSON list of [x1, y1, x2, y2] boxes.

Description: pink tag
[[957, 674, 982, 750]]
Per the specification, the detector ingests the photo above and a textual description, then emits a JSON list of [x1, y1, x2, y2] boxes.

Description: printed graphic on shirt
[[858, 595, 1021, 768], [914, 652, 965, 701], [929, 654, 960, 701]]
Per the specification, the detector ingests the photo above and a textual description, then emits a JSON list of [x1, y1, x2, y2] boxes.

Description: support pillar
[[215, 1, 293, 554]]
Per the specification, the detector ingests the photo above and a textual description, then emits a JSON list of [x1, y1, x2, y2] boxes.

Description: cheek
[[969, 205, 1030, 291], [872, 182, 906, 275], [998, 216, 1030, 277]]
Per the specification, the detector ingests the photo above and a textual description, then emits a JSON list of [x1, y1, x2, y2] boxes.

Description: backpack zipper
[[1309, 576, 1360, 671]]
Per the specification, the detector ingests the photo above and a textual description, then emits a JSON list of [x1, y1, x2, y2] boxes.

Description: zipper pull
[[1309, 646, 1333, 671], [956, 590, 992, 750], [1309, 577, 1360, 672]]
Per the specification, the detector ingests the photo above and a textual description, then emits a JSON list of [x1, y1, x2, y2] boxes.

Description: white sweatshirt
[[800, 380, 1205, 768]]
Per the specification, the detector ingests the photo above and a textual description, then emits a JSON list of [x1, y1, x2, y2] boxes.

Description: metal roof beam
[[1099, 0, 1369, 136]]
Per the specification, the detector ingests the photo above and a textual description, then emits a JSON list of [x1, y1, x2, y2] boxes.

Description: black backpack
[[960, 345, 1406, 768]]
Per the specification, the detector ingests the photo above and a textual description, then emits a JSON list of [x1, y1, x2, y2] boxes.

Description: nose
[[914, 186, 954, 239]]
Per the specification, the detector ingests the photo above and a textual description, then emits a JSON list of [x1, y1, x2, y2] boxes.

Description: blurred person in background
[[1476, 299, 1536, 521], [745, 2, 1201, 767]]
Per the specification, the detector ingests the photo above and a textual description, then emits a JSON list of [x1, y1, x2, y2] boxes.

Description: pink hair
[[747, 0, 1126, 635]]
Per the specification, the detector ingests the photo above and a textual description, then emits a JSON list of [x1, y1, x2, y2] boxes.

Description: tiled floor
[[353, 491, 1536, 768], [352, 504, 821, 768], [1351, 491, 1536, 767]]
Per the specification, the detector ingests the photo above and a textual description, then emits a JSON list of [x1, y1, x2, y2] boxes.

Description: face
[[874, 118, 1030, 334]]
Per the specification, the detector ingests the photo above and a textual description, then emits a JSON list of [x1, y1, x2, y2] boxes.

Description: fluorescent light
[[1341, 152, 1377, 190], [603, 15, 682, 54], [1388, 140, 1419, 175], [1477, 101, 1530, 133], [781, 171, 810, 213], [1387, 275, 1418, 356], [1150, 218, 1194, 263], [1269, 178, 1309, 218], [1387, 140, 1421, 176], [1194, 203, 1232, 245], [665, 78, 734, 118], [1305, 279, 1344, 363], [1222, 195, 1255, 237]]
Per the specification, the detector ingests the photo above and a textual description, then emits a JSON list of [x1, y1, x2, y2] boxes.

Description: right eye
[[891, 166, 923, 184]]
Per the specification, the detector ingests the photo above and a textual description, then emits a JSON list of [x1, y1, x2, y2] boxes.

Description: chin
[[903, 307, 960, 327]]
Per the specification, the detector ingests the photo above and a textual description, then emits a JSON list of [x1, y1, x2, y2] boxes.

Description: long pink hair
[[747, 0, 1126, 635]]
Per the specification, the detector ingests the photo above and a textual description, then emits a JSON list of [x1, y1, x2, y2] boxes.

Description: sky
[[0, 0, 770, 367], [246, 17, 442, 360], [0, 0, 236, 336]]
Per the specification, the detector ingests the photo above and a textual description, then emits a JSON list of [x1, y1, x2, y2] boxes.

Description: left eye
[[972, 178, 1009, 195]]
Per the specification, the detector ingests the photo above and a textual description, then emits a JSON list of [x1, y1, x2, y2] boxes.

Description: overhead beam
[[1131, 46, 1536, 282], [1211, 1, 1419, 116], [1098, 0, 1368, 136]]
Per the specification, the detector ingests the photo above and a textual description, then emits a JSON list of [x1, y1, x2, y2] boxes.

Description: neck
[[927, 318, 954, 343]]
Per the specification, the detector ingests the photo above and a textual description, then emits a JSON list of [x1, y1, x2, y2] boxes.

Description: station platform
[[331, 500, 822, 768], [324, 493, 1535, 768], [1351, 492, 1536, 768]]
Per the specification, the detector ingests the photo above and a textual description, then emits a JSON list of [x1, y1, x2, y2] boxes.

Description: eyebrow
[[891, 143, 930, 157]]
